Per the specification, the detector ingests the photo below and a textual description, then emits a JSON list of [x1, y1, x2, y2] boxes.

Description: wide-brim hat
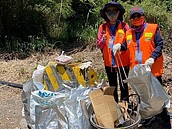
[[100, 1, 125, 21]]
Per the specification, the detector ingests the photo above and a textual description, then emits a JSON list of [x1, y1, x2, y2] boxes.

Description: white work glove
[[145, 58, 155, 67], [113, 43, 121, 55]]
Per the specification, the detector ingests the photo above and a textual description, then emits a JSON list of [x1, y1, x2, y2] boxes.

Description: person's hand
[[145, 58, 154, 67], [113, 43, 121, 55], [102, 33, 107, 43]]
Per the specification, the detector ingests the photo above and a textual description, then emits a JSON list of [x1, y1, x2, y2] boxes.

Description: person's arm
[[97, 25, 106, 50], [150, 29, 163, 60]]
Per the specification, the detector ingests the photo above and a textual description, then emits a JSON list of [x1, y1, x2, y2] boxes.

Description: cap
[[100, 1, 125, 21], [130, 6, 144, 18]]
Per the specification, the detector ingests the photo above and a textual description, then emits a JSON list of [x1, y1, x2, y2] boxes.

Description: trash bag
[[22, 79, 93, 129], [29, 90, 67, 129], [22, 79, 45, 127], [125, 64, 169, 119]]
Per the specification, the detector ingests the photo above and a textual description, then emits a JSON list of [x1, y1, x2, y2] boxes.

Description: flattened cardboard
[[89, 88, 118, 128]]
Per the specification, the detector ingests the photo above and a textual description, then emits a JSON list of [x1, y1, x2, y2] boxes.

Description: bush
[[0, 0, 172, 53]]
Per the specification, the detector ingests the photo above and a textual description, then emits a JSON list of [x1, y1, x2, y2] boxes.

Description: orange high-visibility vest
[[126, 23, 163, 77], [100, 22, 130, 67]]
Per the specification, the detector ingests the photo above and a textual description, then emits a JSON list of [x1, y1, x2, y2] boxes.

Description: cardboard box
[[89, 87, 118, 128]]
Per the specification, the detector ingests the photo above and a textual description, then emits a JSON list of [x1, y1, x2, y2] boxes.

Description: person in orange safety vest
[[97, 1, 130, 103], [125, 6, 171, 129]]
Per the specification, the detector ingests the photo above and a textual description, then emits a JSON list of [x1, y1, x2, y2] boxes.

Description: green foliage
[[29, 36, 49, 52], [2, 37, 20, 52], [0, 0, 172, 53], [34, 0, 74, 38], [80, 25, 98, 41], [2, 36, 49, 53]]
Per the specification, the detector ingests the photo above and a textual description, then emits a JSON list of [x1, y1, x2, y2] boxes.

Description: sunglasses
[[130, 13, 142, 19]]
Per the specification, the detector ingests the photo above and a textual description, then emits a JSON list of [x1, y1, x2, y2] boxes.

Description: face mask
[[107, 11, 117, 17], [130, 16, 145, 26], [106, 11, 119, 21]]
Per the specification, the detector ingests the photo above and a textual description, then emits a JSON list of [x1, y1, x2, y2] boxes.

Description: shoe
[[141, 116, 156, 126]]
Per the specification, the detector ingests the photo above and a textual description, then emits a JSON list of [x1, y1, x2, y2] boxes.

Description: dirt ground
[[0, 48, 172, 129]]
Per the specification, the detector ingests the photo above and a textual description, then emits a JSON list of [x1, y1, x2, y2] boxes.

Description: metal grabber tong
[[114, 51, 140, 116]]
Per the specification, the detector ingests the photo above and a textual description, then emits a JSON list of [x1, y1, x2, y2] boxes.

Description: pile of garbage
[[22, 74, 140, 129], [21, 56, 139, 129], [21, 53, 169, 129], [22, 53, 98, 129]]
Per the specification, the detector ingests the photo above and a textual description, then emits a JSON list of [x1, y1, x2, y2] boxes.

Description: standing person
[[126, 6, 171, 129], [97, 1, 130, 103]]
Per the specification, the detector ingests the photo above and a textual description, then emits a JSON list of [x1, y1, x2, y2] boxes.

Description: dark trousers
[[105, 66, 129, 103], [156, 76, 171, 129]]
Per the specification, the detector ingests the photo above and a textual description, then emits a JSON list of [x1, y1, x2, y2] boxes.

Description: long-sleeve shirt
[[97, 21, 129, 50]]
